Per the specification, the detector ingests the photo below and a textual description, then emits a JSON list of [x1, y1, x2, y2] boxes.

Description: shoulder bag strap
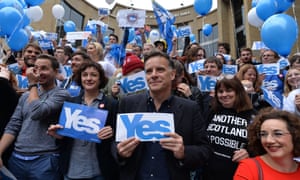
[[252, 158, 264, 180]]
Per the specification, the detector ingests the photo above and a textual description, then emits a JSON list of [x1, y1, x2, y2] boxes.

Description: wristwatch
[[28, 83, 38, 90]]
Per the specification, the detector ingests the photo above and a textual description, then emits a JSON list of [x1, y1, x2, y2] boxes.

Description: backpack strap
[[252, 158, 264, 180]]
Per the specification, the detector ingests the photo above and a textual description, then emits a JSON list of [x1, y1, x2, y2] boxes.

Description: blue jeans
[[64, 175, 105, 180], [8, 153, 61, 180]]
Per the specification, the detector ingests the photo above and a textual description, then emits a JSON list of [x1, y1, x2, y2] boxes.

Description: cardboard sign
[[222, 64, 237, 75], [66, 31, 91, 41], [188, 59, 205, 74], [176, 26, 192, 38], [16, 74, 28, 89], [57, 102, 108, 143], [98, 8, 110, 16], [116, 113, 175, 142], [119, 71, 148, 94], [117, 9, 146, 28], [256, 63, 279, 75], [38, 40, 53, 50], [197, 75, 217, 92]]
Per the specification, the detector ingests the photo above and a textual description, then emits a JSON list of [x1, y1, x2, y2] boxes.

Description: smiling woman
[[203, 75, 256, 180], [234, 108, 300, 179]]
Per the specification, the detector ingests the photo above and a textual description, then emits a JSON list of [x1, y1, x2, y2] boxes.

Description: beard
[[24, 57, 35, 67]]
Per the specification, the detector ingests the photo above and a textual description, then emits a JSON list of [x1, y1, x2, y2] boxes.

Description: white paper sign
[[197, 75, 217, 92], [188, 59, 205, 74], [256, 63, 279, 75], [119, 71, 148, 94], [116, 113, 175, 142], [66, 31, 91, 40], [116, 9, 146, 28]]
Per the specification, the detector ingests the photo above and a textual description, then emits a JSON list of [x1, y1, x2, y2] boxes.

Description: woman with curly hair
[[234, 108, 300, 179]]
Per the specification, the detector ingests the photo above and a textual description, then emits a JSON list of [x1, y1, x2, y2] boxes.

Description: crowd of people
[[0, 26, 300, 180]]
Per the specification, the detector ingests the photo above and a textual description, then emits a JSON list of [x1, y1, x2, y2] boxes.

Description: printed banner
[[116, 113, 175, 142], [66, 31, 92, 40], [256, 63, 279, 75], [197, 75, 217, 92], [278, 57, 290, 69], [116, 9, 146, 28], [261, 87, 283, 109], [222, 64, 237, 75], [98, 8, 110, 16], [57, 102, 108, 143], [16, 74, 28, 89], [188, 59, 205, 74], [8, 63, 21, 74], [38, 40, 53, 50], [119, 71, 148, 94]]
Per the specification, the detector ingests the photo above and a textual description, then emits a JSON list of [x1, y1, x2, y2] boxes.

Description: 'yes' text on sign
[[57, 102, 108, 143], [116, 113, 174, 142]]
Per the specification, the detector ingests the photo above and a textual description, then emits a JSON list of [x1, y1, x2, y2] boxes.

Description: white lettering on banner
[[210, 135, 244, 149], [207, 124, 247, 138], [212, 115, 248, 126], [64, 107, 101, 134]]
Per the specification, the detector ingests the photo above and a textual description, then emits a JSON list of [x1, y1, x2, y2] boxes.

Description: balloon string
[[292, 2, 299, 53], [7, 13, 25, 43]]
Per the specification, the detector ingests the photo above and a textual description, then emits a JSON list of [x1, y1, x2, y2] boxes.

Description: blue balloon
[[251, 0, 259, 7], [256, 0, 277, 21], [64, 20, 76, 32], [0, 0, 23, 11], [194, 0, 212, 16], [261, 14, 298, 57], [17, 0, 27, 8], [7, 28, 29, 51], [103, 35, 109, 44], [203, 24, 213, 36], [84, 24, 96, 35], [25, 0, 45, 6], [0, 7, 22, 36], [22, 13, 31, 27], [189, 34, 196, 43], [275, 0, 292, 13]]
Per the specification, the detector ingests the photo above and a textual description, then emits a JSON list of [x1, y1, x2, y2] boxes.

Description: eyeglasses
[[258, 131, 290, 139], [26, 50, 41, 55], [262, 54, 275, 58]]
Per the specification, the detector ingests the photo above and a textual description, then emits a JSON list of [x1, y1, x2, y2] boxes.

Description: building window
[[199, 24, 219, 57], [56, 1, 84, 39]]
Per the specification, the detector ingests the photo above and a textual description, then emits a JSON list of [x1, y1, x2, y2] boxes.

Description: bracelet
[[28, 83, 38, 90]]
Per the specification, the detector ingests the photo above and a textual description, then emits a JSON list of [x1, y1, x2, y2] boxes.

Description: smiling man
[[0, 54, 70, 179], [114, 50, 211, 180]]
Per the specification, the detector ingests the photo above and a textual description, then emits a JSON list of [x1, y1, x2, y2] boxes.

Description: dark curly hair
[[74, 61, 108, 89], [248, 108, 300, 157]]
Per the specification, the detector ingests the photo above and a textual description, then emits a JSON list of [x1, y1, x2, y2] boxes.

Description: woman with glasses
[[234, 108, 300, 179], [203, 75, 255, 180]]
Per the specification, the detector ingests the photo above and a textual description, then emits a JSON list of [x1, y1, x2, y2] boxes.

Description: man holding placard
[[114, 50, 211, 180]]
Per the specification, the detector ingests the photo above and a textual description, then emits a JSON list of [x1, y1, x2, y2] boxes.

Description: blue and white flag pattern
[[152, 0, 175, 53]]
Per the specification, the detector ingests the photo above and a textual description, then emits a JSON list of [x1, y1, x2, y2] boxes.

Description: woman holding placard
[[203, 75, 256, 180], [48, 61, 119, 180]]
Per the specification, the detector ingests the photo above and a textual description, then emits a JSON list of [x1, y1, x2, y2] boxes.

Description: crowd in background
[[0, 25, 300, 180]]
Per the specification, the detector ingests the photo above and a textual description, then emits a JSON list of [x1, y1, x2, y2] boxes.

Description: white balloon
[[105, 0, 114, 5], [247, 7, 264, 28], [149, 30, 160, 43], [52, 4, 65, 19], [26, 6, 43, 22]]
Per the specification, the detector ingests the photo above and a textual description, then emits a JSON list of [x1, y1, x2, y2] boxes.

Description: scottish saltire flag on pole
[[152, 0, 175, 54]]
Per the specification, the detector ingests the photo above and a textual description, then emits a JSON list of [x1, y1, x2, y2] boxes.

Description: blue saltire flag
[[152, 0, 176, 54], [261, 86, 283, 109]]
